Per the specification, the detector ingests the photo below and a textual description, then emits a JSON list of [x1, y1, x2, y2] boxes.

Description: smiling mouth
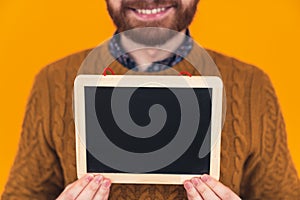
[[127, 6, 175, 20], [133, 7, 171, 15]]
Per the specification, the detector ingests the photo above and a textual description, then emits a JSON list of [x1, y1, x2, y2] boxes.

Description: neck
[[120, 29, 187, 71]]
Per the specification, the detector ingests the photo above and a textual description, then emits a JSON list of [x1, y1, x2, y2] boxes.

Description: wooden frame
[[74, 75, 223, 184]]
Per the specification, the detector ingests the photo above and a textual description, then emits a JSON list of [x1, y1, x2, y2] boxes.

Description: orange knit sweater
[[2, 44, 300, 199]]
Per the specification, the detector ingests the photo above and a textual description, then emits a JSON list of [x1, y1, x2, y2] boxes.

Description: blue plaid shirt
[[109, 30, 193, 72]]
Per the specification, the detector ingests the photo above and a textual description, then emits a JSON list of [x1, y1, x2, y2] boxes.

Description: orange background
[[0, 0, 299, 195]]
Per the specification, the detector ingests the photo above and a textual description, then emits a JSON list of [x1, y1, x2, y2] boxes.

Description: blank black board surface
[[84, 86, 212, 175]]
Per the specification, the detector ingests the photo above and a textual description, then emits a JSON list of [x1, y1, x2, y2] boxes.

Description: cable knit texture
[[2, 44, 299, 200]]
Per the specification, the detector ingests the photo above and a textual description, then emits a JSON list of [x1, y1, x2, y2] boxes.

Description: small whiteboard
[[74, 75, 223, 184]]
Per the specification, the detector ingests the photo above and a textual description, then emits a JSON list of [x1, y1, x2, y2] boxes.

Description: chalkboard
[[74, 75, 222, 184]]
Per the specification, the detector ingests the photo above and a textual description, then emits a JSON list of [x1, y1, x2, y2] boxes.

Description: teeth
[[136, 7, 167, 15], [152, 9, 158, 14]]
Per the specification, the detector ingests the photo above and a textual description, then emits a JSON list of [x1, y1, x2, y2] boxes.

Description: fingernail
[[192, 178, 200, 186], [103, 179, 111, 188], [201, 174, 210, 182], [95, 175, 103, 184], [86, 174, 94, 182], [184, 181, 193, 190]]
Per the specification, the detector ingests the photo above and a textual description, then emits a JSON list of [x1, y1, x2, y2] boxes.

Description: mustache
[[122, 0, 179, 9]]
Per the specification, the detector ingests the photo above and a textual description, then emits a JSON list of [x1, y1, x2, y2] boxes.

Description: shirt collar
[[109, 29, 193, 72]]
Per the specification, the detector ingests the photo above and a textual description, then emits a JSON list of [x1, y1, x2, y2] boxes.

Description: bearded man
[[2, 0, 299, 199]]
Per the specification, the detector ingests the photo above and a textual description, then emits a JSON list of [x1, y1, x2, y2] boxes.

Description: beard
[[106, 0, 199, 45]]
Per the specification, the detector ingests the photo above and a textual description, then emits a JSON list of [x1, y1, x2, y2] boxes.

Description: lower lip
[[129, 7, 174, 21]]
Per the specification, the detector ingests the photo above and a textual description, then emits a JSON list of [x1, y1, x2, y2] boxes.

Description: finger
[[184, 181, 203, 200], [93, 178, 111, 200], [76, 175, 103, 200], [58, 174, 94, 200], [200, 175, 241, 200], [191, 178, 220, 200]]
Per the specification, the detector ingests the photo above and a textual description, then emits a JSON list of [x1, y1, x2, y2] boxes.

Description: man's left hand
[[184, 174, 241, 200]]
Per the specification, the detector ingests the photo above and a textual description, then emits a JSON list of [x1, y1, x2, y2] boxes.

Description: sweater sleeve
[[240, 70, 300, 199], [1, 68, 64, 200]]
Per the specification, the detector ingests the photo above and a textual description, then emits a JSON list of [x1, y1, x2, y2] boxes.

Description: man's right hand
[[56, 174, 111, 200]]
